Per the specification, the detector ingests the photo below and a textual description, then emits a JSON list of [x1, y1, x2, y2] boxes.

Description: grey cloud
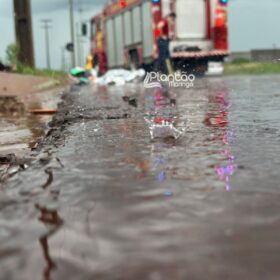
[[31, 0, 108, 13]]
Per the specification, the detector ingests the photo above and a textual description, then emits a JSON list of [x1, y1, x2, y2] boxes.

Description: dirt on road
[[0, 72, 67, 157], [0, 72, 61, 97]]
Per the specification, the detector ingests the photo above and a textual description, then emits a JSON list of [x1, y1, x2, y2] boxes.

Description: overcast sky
[[0, 0, 279, 69]]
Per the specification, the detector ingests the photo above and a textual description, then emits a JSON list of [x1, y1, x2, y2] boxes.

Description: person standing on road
[[156, 12, 176, 74]]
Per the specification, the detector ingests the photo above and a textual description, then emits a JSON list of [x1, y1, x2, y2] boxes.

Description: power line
[[61, 46, 66, 71], [77, 1, 85, 66]]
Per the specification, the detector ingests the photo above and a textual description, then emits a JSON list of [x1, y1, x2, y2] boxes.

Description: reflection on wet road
[[36, 203, 63, 280], [1, 75, 280, 279]]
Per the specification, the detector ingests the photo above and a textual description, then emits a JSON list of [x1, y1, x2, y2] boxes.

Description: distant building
[[251, 49, 280, 62], [229, 52, 251, 61]]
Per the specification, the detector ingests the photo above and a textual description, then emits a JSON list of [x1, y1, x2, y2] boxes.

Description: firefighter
[[156, 12, 176, 74]]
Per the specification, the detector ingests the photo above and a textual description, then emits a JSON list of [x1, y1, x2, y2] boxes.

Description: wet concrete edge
[[0, 88, 75, 184]]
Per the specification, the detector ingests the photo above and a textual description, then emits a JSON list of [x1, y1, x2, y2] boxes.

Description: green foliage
[[231, 58, 251, 64], [224, 62, 280, 75], [16, 64, 68, 85], [6, 43, 20, 66], [5, 43, 67, 83]]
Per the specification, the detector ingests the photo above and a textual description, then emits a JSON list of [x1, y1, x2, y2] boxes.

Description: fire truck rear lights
[[120, 0, 126, 8]]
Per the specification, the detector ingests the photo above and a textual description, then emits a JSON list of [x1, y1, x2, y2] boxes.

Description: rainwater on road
[[1, 75, 280, 280]]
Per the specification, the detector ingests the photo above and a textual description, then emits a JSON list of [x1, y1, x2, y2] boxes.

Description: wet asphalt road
[[1, 75, 280, 279]]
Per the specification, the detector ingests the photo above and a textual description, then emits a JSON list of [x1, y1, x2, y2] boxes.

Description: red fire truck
[[90, 0, 229, 75]]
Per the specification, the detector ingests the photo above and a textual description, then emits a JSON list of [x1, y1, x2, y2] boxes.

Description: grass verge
[[224, 60, 280, 75], [17, 64, 68, 83]]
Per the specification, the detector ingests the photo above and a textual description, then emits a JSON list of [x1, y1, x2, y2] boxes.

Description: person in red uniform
[[156, 13, 176, 74]]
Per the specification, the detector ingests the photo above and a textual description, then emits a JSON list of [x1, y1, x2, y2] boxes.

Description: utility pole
[[61, 47, 66, 71], [76, 22, 85, 66], [69, 0, 76, 67], [41, 19, 52, 69], [77, 3, 85, 66], [13, 0, 34, 67]]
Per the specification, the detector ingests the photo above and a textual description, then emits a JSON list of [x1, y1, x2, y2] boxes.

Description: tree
[[6, 43, 20, 67]]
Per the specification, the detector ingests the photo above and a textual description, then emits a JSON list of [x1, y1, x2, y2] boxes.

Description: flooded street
[[1, 75, 280, 279]]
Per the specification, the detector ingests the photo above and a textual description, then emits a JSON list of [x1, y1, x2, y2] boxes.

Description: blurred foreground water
[[1, 75, 280, 280]]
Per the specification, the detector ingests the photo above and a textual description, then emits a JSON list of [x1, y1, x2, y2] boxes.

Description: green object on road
[[70, 67, 85, 77]]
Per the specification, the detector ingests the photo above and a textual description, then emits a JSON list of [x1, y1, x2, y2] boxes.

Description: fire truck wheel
[[173, 58, 207, 76]]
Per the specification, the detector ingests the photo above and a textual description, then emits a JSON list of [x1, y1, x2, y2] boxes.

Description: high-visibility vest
[[86, 54, 93, 70]]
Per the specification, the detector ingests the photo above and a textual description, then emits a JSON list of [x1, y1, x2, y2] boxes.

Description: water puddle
[[2, 76, 280, 279]]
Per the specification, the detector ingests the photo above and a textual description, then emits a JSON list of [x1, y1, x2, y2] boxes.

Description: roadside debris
[[122, 95, 138, 108], [95, 68, 145, 86], [0, 96, 25, 116], [29, 108, 57, 115], [69, 67, 96, 85], [0, 153, 31, 182], [69, 67, 145, 86], [0, 154, 17, 165]]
